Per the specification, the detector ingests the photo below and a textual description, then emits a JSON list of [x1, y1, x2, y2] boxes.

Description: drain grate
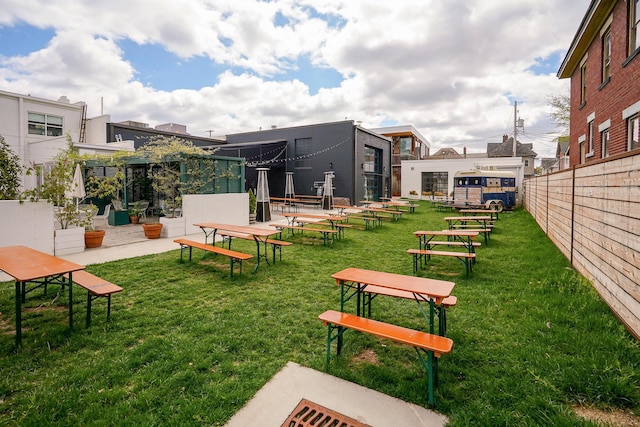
[[281, 398, 370, 427]]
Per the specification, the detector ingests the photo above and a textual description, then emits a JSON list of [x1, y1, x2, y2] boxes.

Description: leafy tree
[[547, 93, 570, 134], [0, 134, 23, 200], [136, 136, 239, 217], [21, 135, 126, 229]]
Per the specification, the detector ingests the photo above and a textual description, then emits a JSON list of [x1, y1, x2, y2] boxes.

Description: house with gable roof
[[487, 135, 537, 177]]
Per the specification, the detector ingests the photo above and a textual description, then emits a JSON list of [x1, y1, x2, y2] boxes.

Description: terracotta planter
[[84, 229, 106, 248], [129, 215, 140, 224], [142, 223, 163, 239]]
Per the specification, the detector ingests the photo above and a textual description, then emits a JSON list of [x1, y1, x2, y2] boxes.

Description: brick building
[[557, 0, 640, 165]]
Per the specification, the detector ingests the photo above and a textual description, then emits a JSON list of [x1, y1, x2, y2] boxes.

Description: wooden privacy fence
[[523, 152, 640, 341]]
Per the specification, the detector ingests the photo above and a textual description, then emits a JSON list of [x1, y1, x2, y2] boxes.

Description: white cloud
[[0, 0, 588, 158]]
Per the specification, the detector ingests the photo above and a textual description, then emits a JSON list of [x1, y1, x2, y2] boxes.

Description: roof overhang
[[557, 0, 616, 79]]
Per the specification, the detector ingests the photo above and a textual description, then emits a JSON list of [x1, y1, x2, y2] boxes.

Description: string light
[[211, 136, 352, 167]]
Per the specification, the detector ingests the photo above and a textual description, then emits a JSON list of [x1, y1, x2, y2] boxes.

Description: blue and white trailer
[[453, 170, 517, 211]]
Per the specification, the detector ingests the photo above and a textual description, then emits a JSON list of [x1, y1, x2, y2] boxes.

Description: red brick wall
[[569, 0, 640, 166]]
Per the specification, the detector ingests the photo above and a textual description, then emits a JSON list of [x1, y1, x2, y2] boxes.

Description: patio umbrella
[[256, 168, 271, 222], [322, 171, 334, 210], [284, 172, 295, 199], [65, 164, 86, 206]]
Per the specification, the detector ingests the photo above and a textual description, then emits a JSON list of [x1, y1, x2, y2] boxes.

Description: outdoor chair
[[138, 201, 149, 220], [93, 204, 111, 229]]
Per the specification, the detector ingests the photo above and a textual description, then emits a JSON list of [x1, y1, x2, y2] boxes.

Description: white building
[[401, 157, 526, 205], [0, 90, 133, 191]]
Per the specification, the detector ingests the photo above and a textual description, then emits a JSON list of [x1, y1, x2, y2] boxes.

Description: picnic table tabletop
[[0, 245, 85, 346], [282, 212, 347, 226], [413, 230, 480, 253], [444, 216, 492, 222], [331, 267, 455, 302], [331, 267, 455, 335]]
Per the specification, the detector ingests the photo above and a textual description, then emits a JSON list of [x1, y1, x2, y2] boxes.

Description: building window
[[28, 112, 63, 136], [601, 129, 610, 158], [578, 134, 586, 164], [580, 61, 587, 105], [363, 146, 382, 200], [399, 136, 414, 160], [587, 120, 595, 156], [602, 27, 611, 82], [630, 0, 640, 55], [629, 114, 640, 151], [524, 159, 529, 167], [421, 172, 448, 195], [294, 138, 312, 170]]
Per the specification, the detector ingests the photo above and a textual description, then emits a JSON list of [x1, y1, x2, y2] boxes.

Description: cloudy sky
[[0, 0, 589, 158]]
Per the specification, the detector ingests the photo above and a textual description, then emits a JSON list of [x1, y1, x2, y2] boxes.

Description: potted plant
[[248, 188, 257, 224], [128, 201, 143, 224], [142, 222, 163, 239], [79, 204, 106, 248]]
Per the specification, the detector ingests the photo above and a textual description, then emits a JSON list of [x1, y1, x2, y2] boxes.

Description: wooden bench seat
[[270, 202, 287, 213], [63, 271, 123, 327], [362, 285, 457, 336], [217, 231, 292, 262], [293, 198, 322, 209], [425, 241, 481, 249], [406, 203, 419, 213], [293, 221, 353, 239], [174, 239, 253, 277], [270, 224, 338, 246], [408, 248, 476, 278], [318, 309, 453, 407], [344, 214, 377, 229], [443, 228, 491, 245]]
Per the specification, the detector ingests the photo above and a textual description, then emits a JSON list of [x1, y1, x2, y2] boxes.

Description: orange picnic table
[[193, 222, 283, 271], [331, 267, 455, 335], [0, 245, 85, 346]]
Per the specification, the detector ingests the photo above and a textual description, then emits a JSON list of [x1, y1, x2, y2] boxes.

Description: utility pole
[[512, 102, 524, 157], [513, 101, 518, 157]]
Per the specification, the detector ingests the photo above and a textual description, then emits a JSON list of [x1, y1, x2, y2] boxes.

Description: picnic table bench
[[361, 285, 457, 336], [408, 248, 476, 278], [194, 223, 283, 272], [288, 221, 353, 239], [459, 208, 499, 221], [216, 231, 292, 262], [174, 239, 253, 277], [362, 206, 403, 221], [270, 224, 338, 246], [318, 309, 453, 407], [63, 270, 123, 327], [269, 197, 300, 213], [444, 216, 493, 245], [343, 213, 377, 229], [293, 195, 323, 209]]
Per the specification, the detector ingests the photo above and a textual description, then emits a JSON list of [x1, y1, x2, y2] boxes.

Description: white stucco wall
[[401, 158, 525, 204], [0, 200, 54, 254], [183, 193, 249, 235]]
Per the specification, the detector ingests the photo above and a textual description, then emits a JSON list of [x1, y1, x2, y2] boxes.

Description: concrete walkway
[[225, 362, 448, 427]]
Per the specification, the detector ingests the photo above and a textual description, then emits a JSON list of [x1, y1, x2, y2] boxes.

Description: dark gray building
[[219, 121, 392, 204]]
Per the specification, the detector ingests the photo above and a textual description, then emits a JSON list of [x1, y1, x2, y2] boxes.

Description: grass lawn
[[1, 203, 638, 426]]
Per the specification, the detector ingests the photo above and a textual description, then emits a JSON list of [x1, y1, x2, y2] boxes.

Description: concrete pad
[[225, 361, 448, 427]]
